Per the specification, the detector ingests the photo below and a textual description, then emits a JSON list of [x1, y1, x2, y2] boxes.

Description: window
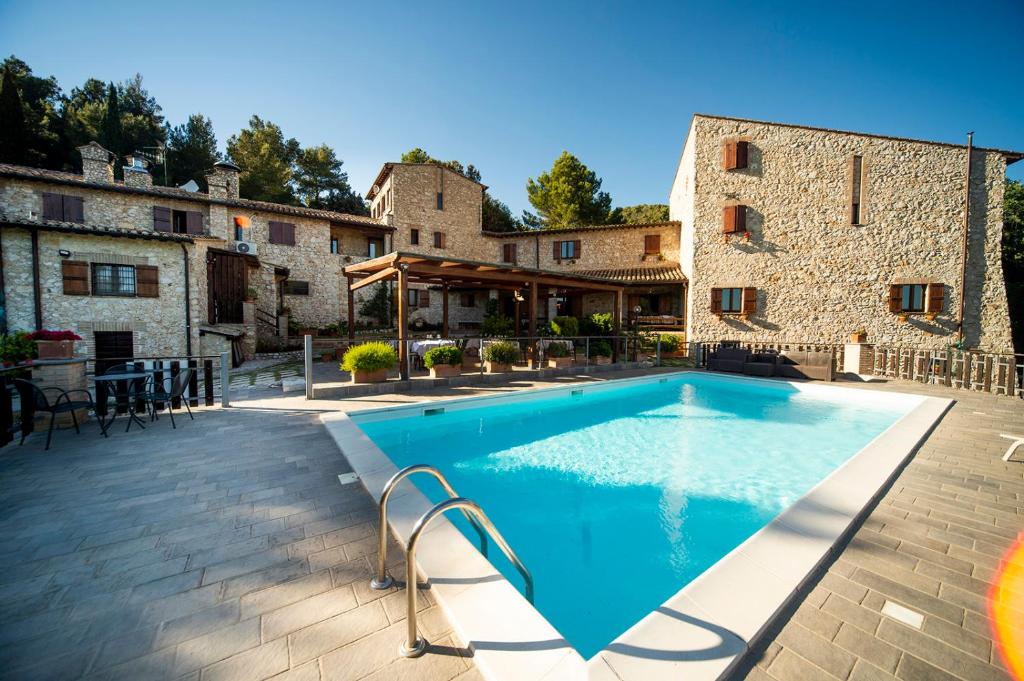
[[91, 264, 136, 296], [888, 283, 943, 315], [436, 192, 444, 210], [42, 193, 84, 223], [644, 234, 661, 255], [554, 240, 580, 260], [154, 207, 202, 234], [407, 290, 420, 307], [722, 205, 747, 234], [723, 140, 749, 171], [502, 243, 517, 264], [330, 237, 339, 254], [94, 331, 133, 375], [411, 228, 420, 245], [710, 287, 757, 315], [460, 293, 476, 308], [722, 288, 743, 313], [268, 221, 296, 245], [283, 280, 310, 295], [433, 231, 446, 249], [367, 237, 385, 258], [850, 155, 864, 225]]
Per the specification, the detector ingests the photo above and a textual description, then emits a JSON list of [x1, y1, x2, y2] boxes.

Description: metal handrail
[[371, 464, 488, 590], [400, 497, 534, 658]]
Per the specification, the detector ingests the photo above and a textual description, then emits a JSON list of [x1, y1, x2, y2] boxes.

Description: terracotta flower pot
[[351, 368, 388, 383], [429, 364, 461, 379], [547, 357, 572, 369], [35, 340, 75, 359], [485, 361, 513, 373]]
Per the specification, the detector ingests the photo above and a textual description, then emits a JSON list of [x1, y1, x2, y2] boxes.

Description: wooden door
[[207, 250, 247, 324]]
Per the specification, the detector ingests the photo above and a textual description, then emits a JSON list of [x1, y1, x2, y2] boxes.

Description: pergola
[[343, 252, 625, 379]]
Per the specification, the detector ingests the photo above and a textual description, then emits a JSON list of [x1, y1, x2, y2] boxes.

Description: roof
[[481, 221, 680, 238], [366, 162, 488, 200], [577, 263, 687, 284], [691, 113, 1024, 162], [0, 163, 390, 229], [0, 214, 193, 243]]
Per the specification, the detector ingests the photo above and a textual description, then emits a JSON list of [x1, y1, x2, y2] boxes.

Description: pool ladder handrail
[[371, 464, 489, 590], [400, 497, 535, 658]]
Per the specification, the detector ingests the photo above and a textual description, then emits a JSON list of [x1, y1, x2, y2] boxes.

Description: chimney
[[78, 142, 114, 184], [205, 161, 241, 199], [122, 153, 152, 189]]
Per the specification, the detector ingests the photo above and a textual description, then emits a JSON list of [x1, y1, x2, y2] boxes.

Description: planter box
[[36, 340, 76, 359], [429, 364, 461, 379], [547, 357, 573, 369], [351, 368, 389, 383], [485, 361, 513, 373], [591, 356, 612, 366]]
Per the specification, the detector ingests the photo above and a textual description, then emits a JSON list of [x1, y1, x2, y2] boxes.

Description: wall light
[[58, 249, 71, 258]]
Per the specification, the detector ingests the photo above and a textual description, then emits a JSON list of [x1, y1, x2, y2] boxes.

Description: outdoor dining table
[[93, 370, 153, 434]]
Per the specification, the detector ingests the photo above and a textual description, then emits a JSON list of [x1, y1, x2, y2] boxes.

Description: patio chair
[[143, 368, 195, 429], [14, 379, 97, 450], [96, 362, 149, 416]]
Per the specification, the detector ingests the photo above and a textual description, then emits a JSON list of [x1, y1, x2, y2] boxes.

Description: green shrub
[[658, 334, 680, 352], [546, 342, 570, 358], [0, 331, 37, 366], [481, 314, 514, 337], [341, 342, 397, 373], [580, 312, 613, 336], [588, 339, 613, 358], [483, 341, 519, 365], [423, 345, 463, 368], [549, 316, 579, 337]]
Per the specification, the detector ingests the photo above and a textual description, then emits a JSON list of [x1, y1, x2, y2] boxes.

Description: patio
[[0, 371, 1021, 681]]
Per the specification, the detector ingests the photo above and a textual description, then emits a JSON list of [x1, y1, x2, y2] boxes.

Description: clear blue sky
[[1, 0, 1021, 215]]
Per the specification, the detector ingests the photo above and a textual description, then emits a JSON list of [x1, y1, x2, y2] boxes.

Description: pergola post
[[442, 283, 449, 338], [346, 275, 355, 340], [397, 265, 409, 380], [527, 281, 538, 368], [514, 295, 521, 337], [612, 289, 622, 363]]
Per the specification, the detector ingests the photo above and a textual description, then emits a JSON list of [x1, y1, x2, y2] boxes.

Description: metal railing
[[695, 340, 845, 375], [400, 497, 534, 658], [371, 464, 488, 590], [869, 345, 1023, 399]]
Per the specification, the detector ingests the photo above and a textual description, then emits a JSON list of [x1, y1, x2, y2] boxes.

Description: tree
[[226, 116, 300, 204], [63, 78, 107, 151], [607, 203, 670, 224], [118, 74, 165, 160], [482, 194, 522, 232], [0, 56, 68, 169], [99, 82, 124, 161], [1004, 179, 1024, 352], [358, 282, 393, 328], [294, 143, 368, 215], [525, 151, 612, 229], [0, 67, 30, 165], [164, 114, 221, 187]]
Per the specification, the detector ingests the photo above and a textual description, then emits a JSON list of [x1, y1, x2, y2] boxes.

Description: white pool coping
[[320, 371, 953, 681]]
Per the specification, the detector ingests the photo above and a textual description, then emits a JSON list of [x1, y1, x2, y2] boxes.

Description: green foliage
[[117, 74, 164, 162], [358, 282, 392, 328], [227, 115, 300, 204], [341, 342, 397, 373], [400, 147, 481, 182], [165, 114, 221, 187], [0, 331, 37, 365], [423, 345, 463, 368], [483, 341, 519, 365], [482, 193, 522, 232], [579, 312, 613, 336], [526, 151, 613, 229], [658, 333, 680, 352], [480, 297, 513, 337], [0, 56, 67, 169], [549, 316, 579, 337], [99, 82, 124, 160], [1004, 179, 1024, 352], [294, 143, 367, 215], [607, 204, 670, 225], [546, 342, 570, 358], [588, 339, 613, 358], [0, 66, 30, 165]]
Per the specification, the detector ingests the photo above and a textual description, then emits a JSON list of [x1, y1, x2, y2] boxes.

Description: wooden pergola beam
[[404, 263, 622, 292], [349, 266, 398, 291]]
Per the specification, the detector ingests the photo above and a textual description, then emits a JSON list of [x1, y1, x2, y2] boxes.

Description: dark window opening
[[503, 243, 516, 263], [283, 280, 310, 296], [91, 264, 136, 296], [367, 237, 385, 258], [851, 155, 864, 225], [460, 293, 476, 308], [433, 231, 445, 249], [172, 210, 188, 234], [407, 290, 420, 307], [94, 331, 133, 375], [411, 229, 420, 245], [436, 192, 444, 210], [330, 237, 339, 254]]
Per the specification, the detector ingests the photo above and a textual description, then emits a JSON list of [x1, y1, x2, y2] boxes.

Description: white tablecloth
[[410, 339, 457, 356]]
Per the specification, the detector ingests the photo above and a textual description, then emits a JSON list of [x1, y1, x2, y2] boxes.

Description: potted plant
[[341, 342, 397, 383], [589, 339, 613, 365], [483, 341, 519, 373], [424, 346, 463, 378], [850, 328, 867, 343], [245, 287, 259, 302], [29, 330, 82, 359], [1, 331, 37, 366], [546, 342, 572, 368]]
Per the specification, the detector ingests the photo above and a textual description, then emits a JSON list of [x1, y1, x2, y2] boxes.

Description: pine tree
[[0, 67, 29, 164]]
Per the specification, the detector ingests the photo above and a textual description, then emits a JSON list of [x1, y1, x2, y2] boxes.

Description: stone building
[[670, 114, 1019, 352]]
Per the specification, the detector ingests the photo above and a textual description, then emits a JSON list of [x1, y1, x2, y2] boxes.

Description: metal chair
[[13, 379, 96, 450], [144, 368, 195, 429]]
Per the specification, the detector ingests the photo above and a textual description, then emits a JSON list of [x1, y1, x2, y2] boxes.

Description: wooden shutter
[[723, 140, 748, 170], [268, 221, 281, 243], [553, 241, 561, 260], [418, 290, 430, 308], [64, 196, 84, 223], [573, 240, 581, 258], [888, 284, 903, 314], [723, 205, 747, 234], [185, 211, 204, 235], [282, 223, 295, 245], [927, 283, 944, 314], [153, 206, 172, 232], [61, 260, 89, 295], [710, 288, 723, 314], [742, 287, 757, 315], [644, 234, 661, 255], [136, 265, 159, 298], [438, 232, 446, 249], [42, 193, 63, 220]]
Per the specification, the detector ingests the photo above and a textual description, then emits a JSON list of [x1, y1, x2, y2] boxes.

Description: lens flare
[[991, 534, 1024, 680]]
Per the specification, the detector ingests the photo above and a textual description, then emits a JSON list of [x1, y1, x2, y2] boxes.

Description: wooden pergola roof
[[343, 252, 625, 293]]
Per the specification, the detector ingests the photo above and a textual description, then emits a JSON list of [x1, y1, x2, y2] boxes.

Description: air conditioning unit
[[230, 240, 257, 255]]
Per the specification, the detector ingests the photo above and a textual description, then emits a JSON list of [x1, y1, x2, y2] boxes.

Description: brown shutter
[[439, 232, 446, 249], [153, 206, 172, 232], [710, 288, 723, 314], [282, 223, 296, 246], [888, 284, 903, 314], [742, 287, 758, 315], [927, 283, 944, 314], [553, 241, 560, 261], [136, 265, 159, 298], [64, 196, 84, 223], [418, 290, 430, 308], [268, 221, 281, 243], [61, 260, 89, 295], [723, 141, 736, 170], [185, 211, 204, 235], [42, 193, 63, 220], [573, 240, 581, 258], [723, 205, 747, 234], [644, 234, 661, 255]]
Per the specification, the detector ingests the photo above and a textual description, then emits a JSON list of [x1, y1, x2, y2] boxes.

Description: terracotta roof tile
[[482, 221, 680, 237], [577, 263, 687, 284], [0, 214, 193, 243]]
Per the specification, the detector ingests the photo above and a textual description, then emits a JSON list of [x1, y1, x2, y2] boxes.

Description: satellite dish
[[179, 180, 200, 193]]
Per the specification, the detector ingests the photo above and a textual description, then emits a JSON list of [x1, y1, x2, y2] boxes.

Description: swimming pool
[[351, 373, 925, 660]]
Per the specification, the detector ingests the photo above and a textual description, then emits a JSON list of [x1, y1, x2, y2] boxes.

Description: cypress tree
[[99, 81, 124, 158], [0, 67, 29, 164]]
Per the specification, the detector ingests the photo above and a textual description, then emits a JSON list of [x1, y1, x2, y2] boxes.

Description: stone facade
[[670, 114, 1016, 351]]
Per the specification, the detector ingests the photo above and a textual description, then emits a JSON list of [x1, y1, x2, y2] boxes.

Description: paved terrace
[[0, 370, 1021, 681]]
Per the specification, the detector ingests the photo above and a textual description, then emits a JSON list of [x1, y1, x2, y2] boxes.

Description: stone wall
[[484, 223, 681, 272], [671, 115, 1014, 351]]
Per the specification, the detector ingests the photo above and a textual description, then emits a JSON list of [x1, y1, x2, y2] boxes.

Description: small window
[[460, 293, 476, 308], [268, 221, 296, 245], [723, 140, 749, 171], [721, 288, 743, 313], [92, 264, 136, 296], [42, 193, 84, 223], [644, 234, 661, 255], [433, 231, 446, 249], [850, 155, 864, 225], [411, 229, 420, 246], [367, 237, 385, 258], [283, 280, 310, 296], [710, 287, 754, 315], [559, 240, 578, 259], [407, 290, 420, 307], [503, 243, 517, 264], [330, 237, 339, 254], [436, 192, 444, 210], [890, 284, 927, 313]]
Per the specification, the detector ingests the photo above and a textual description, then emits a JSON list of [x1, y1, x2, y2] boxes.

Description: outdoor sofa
[[707, 346, 834, 381]]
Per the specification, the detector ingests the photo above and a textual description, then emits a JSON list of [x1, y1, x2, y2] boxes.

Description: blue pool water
[[354, 373, 912, 658]]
